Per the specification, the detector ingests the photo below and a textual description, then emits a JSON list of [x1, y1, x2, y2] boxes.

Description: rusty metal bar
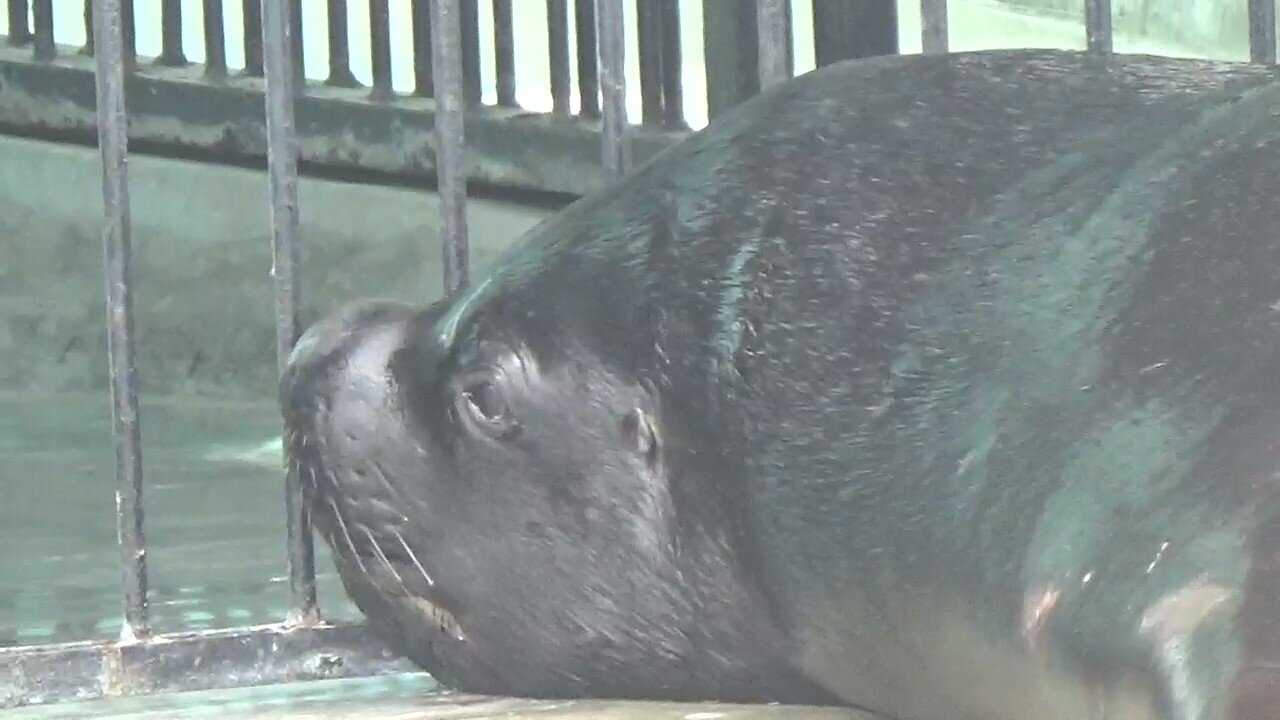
[[432, 0, 471, 296], [493, 0, 516, 106], [159, 0, 187, 65], [32, 0, 53, 61], [90, 0, 151, 642], [7, 0, 31, 46], [370, 0, 393, 99], [548, 0, 571, 114], [920, 0, 948, 54], [203, 0, 228, 78], [756, 0, 790, 89], [598, 0, 628, 180], [261, 0, 319, 626], [411, 0, 433, 96], [575, 0, 600, 117], [243, 0, 264, 75], [326, 0, 357, 86], [1249, 0, 1277, 64], [1084, 0, 1113, 53]]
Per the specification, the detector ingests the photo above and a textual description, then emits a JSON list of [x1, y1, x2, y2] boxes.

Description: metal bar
[[756, 0, 791, 89], [548, 0, 571, 114], [243, 0, 264, 75], [262, 0, 319, 626], [920, 0, 948, 54], [0, 622, 410, 710], [6, 0, 31, 46], [658, 0, 682, 128], [432, 0, 471, 297], [370, 0, 393, 99], [597, 0, 628, 181], [326, 0, 357, 86], [813, 0, 899, 64], [32, 0, 54, 61], [493, 0, 516, 106], [702, 1, 758, 120], [290, 0, 305, 91], [203, 0, 228, 78], [90, 0, 151, 642], [575, 0, 600, 117], [1249, 0, 1277, 64], [637, 0, 663, 124], [461, 0, 482, 106], [83, 0, 93, 54], [0, 56, 687, 196], [159, 0, 187, 65], [411, 0, 433, 96], [1084, 0, 1113, 53]]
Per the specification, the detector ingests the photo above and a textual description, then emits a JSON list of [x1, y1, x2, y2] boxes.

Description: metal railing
[[2, 0, 1279, 710]]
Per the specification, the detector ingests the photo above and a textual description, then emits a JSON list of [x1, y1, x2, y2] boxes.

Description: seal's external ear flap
[[622, 408, 661, 469]]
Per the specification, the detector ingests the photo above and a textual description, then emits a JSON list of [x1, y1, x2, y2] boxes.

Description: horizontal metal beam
[[1, 620, 416, 709], [0, 45, 686, 198]]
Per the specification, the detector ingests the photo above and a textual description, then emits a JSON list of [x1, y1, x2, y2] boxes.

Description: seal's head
[[279, 286, 820, 703]]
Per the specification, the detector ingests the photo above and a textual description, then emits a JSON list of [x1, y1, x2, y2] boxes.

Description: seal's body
[[281, 50, 1280, 720]]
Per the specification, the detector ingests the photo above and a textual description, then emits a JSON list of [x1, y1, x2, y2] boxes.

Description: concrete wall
[[0, 135, 554, 400]]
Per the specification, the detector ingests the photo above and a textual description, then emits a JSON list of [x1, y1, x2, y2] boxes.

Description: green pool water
[[0, 390, 359, 648]]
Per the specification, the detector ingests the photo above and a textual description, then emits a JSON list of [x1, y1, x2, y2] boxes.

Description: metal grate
[[2, 0, 1279, 710]]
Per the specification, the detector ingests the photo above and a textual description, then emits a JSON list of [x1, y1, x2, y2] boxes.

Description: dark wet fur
[[282, 50, 1280, 719]]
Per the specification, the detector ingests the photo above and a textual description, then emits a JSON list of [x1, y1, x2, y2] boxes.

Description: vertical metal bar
[[83, 0, 94, 54], [203, 0, 228, 78], [493, 0, 516, 106], [90, 0, 151, 641], [460, 0, 482, 106], [813, 0, 899, 64], [1249, 0, 1277, 64], [575, 0, 600, 117], [412, 0, 434, 96], [597, 0, 627, 181], [124, 0, 137, 66], [370, 0, 393, 99], [703, 1, 758, 119], [32, 0, 54, 61], [243, 0, 264, 75], [920, 0, 947, 54], [289, 0, 305, 90], [1084, 0, 1112, 53], [548, 0, 571, 114], [756, 0, 791, 89], [326, 0, 356, 86], [262, 0, 319, 626], [432, 0, 471, 297], [658, 0, 682, 128], [637, 0, 663, 124], [159, 0, 187, 65], [7, 0, 31, 46]]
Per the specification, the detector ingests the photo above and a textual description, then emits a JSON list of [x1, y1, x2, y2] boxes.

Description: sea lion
[[280, 49, 1280, 720]]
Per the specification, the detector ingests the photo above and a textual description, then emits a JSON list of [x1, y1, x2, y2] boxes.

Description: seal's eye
[[456, 376, 516, 439]]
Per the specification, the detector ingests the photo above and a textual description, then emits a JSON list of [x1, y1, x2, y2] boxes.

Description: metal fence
[[1, 0, 1279, 710]]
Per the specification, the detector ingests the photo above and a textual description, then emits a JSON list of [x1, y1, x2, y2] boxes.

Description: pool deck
[[12, 674, 878, 720]]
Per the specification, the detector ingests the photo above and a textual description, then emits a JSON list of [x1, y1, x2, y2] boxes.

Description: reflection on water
[[0, 390, 358, 647]]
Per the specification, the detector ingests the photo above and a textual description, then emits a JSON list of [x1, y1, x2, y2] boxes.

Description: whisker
[[361, 526, 410, 593], [393, 528, 435, 587], [329, 496, 371, 577]]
